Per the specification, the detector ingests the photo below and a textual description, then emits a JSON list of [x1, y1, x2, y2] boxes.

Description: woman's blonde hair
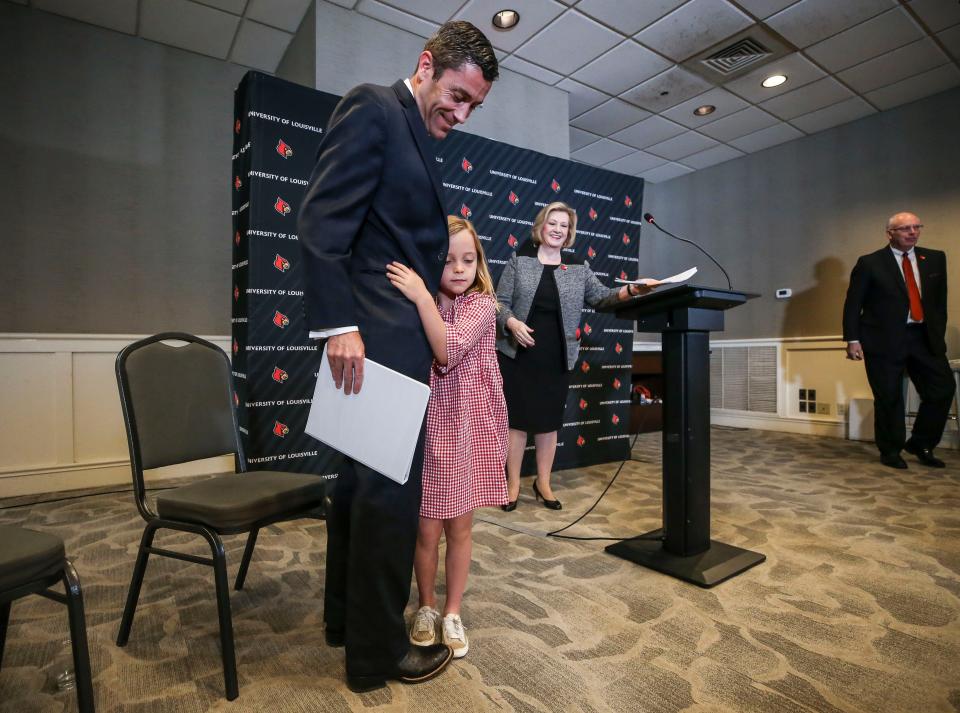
[[531, 201, 577, 248], [446, 216, 497, 304]]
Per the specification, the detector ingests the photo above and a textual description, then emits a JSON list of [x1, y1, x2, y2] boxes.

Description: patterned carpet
[[1, 429, 958, 713]]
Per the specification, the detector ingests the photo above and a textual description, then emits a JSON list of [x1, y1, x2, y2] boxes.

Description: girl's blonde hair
[[531, 201, 577, 248], [446, 215, 497, 305]]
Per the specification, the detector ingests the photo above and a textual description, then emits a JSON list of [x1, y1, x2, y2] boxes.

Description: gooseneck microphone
[[643, 212, 732, 290]]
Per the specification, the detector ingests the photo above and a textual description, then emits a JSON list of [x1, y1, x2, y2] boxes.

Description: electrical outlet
[[816, 403, 830, 415], [836, 403, 846, 417]]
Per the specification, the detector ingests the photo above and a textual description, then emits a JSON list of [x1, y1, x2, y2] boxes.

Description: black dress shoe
[[904, 442, 946, 468], [325, 627, 345, 647], [532, 481, 562, 510], [501, 498, 517, 512], [346, 643, 452, 693], [880, 454, 908, 469]]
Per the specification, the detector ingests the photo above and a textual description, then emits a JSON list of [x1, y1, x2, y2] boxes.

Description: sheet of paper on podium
[[305, 346, 430, 484], [616, 266, 697, 287]]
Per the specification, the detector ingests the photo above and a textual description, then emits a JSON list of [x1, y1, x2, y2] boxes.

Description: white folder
[[304, 345, 430, 484]]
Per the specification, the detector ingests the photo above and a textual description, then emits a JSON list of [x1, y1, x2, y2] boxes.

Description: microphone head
[[643, 212, 655, 223]]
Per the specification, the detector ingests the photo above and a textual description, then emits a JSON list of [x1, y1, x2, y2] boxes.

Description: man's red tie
[[902, 253, 924, 321]]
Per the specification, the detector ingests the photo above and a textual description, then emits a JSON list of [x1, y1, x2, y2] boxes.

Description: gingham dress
[[421, 292, 509, 519]]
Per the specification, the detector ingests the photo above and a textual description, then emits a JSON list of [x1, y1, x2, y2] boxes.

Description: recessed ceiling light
[[492, 10, 520, 29], [693, 104, 716, 116], [762, 74, 787, 88]]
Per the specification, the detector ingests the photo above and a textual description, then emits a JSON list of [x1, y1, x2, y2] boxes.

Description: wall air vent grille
[[710, 345, 778, 413]]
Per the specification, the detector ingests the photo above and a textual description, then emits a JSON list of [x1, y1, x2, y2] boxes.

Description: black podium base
[[605, 530, 765, 588]]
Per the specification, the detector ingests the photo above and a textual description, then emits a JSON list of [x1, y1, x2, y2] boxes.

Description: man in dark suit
[[297, 22, 497, 692], [843, 212, 953, 469]]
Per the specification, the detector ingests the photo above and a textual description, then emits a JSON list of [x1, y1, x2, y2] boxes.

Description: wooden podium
[[600, 284, 765, 587]]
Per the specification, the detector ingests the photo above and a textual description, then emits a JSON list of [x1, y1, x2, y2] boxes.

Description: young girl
[[385, 216, 508, 659]]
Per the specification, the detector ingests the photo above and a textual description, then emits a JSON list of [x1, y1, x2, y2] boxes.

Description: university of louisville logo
[[461, 157, 473, 173], [624, 195, 632, 207], [580, 360, 590, 373], [276, 139, 293, 158], [234, 118, 241, 134], [234, 175, 242, 190], [587, 246, 596, 259], [508, 191, 519, 205], [273, 421, 289, 437], [583, 322, 592, 336], [622, 233, 631, 245], [507, 234, 518, 248], [589, 207, 598, 220], [551, 178, 561, 192], [579, 398, 588, 410], [613, 377, 622, 389], [232, 339, 239, 355], [233, 285, 239, 301], [612, 414, 620, 425], [272, 310, 289, 328], [274, 197, 291, 215], [615, 342, 623, 354], [272, 366, 289, 383], [273, 254, 290, 272], [460, 203, 472, 218], [235, 231, 241, 246], [576, 435, 586, 447], [620, 270, 629, 280]]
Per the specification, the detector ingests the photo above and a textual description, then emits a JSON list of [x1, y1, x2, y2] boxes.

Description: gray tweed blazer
[[495, 248, 622, 371]]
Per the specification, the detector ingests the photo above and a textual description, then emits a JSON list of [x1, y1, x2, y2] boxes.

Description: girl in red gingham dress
[[386, 216, 508, 660]]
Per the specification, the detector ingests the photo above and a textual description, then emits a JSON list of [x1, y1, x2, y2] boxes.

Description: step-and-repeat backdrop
[[232, 72, 645, 482]]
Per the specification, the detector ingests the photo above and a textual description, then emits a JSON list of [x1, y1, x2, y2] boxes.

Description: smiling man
[[297, 21, 497, 693], [843, 212, 953, 469]]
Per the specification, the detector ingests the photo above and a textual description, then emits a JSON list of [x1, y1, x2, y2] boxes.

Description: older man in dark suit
[[297, 22, 497, 692], [843, 212, 953, 469]]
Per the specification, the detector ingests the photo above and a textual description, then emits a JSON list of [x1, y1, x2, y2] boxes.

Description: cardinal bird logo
[[233, 285, 239, 301], [234, 175, 242, 190], [461, 157, 473, 173], [234, 118, 241, 134], [612, 414, 620, 425], [615, 342, 623, 354], [272, 311, 289, 328], [583, 322, 592, 336], [273, 254, 290, 272], [624, 195, 633, 208], [551, 178, 561, 193], [232, 339, 239, 355], [508, 191, 519, 205], [274, 197, 291, 215], [276, 139, 293, 158], [620, 270, 629, 280], [234, 231, 241, 246], [622, 233, 631, 245], [587, 246, 596, 259], [589, 207, 598, 221], [273, 421, 289, 437], [580, 361, 590, 374], [576, 435, 586, 447], [460, 203, 472, 218], [507, 234, 518, 248], [579, 398, 588, 411], [575, 327, 581, 340], [613, 377, 622, 390], [272, 366, 289, 383]]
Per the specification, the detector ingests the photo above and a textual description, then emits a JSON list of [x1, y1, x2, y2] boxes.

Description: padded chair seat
[[0, 525, 65, 593], [156, 471, 325, 532]]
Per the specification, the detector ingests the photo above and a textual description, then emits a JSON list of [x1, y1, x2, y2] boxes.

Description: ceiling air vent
[[701, 38, 772, 76]]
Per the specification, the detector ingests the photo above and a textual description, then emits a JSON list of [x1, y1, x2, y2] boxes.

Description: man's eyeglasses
[[889, 224, 923, 233]]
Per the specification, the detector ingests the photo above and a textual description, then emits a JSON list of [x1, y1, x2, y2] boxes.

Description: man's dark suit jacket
[[299, 80, 447, 383], [843, 246, 948, 358]]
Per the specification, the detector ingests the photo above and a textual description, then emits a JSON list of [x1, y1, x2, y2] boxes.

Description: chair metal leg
[[117, 523, 157, 646], [0, 600, 10, 672], [234, 529, 259, 591], [63, 560, 96, 713], [206, 533, 239, 700]]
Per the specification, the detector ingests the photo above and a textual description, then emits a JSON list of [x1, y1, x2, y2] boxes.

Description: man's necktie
[[902, 253, 924, 322]]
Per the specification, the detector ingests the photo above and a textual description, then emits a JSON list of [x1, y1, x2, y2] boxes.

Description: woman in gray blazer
[[495, 202, 656, 510]]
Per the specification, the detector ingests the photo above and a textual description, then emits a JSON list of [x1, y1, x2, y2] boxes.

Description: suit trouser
[[864, 326, 955, 456], [323, 424, 426, 678]]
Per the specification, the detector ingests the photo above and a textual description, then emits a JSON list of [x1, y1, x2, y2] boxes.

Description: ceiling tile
[[728, 121, 805, 152], [765, 0, 895, 48], [33, 0, 137, 34], [698, 106, 780, 141], [514, 10, 622, 75], [759, 76, 853, 120], [733, 0, 798, 19], [575, 0, 687, 35], [621, 65, 714, 112], [571, 41, 672, 95], [865, 63, 960, 110], [660, 87, 750, 128], [571, 138, 636, 165], [645, 131, 719, 160], [804, 8, 923, 72], [500, 55, 564, 85], [610, 115, 687, 148], [837, 37, 948, 93], [193, 0, 248, 13], [640, 161, 694, 182], [723, 53, 826, 103], [679, 144, 745, 169], [246, 0, 311, 32], [455, 0, 566, 53], [374, 0, 456, 24], [907, 0, 960, 32], [356, 0, 439, 38], [938, 24, 960, 58], [634, 0, 753, 62], [325, 0, 359, 7], [140, 0, 239, 59], [230, 19, 291, 71], [570, 98, 650, 133], [570, 126, 603, 151], [789, 96, 875, 133], [557, 78, 610, 118], [604, 150, 668, 175]]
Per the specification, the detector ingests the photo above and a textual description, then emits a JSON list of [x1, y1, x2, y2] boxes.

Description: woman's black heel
[[532, 482, 562, 510], [501, 499, 517, 512]]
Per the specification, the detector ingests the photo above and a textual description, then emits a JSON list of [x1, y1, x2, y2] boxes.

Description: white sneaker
[[409, 606, 441, 646], [441, 613, 469, 659]]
